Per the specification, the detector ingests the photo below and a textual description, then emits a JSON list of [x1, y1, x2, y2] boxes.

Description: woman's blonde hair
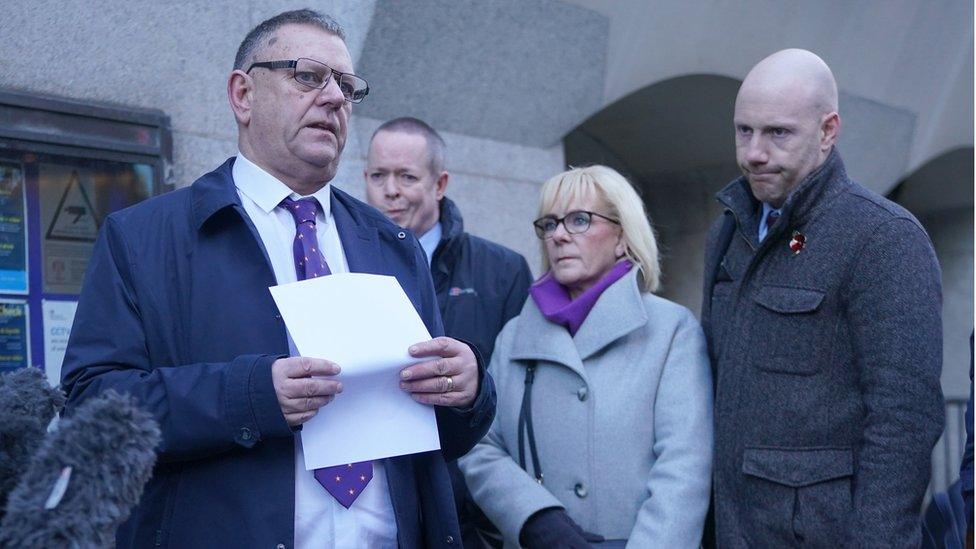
[[537, 165, 660, 293]]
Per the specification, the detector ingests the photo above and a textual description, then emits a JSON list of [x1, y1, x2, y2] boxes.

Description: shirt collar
[[233, 151, 332, 217], [417, 222, 442, 266]]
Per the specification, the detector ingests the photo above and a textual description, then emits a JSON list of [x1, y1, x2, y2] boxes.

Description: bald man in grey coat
[[702, 49, 944, 547]]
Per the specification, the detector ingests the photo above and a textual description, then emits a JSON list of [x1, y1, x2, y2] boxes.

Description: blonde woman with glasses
[[460, 165, 713, 548]]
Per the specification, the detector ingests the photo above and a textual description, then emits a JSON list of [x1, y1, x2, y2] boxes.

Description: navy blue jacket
[[431, 197, 532, 366], [60, 158, 496, 548]]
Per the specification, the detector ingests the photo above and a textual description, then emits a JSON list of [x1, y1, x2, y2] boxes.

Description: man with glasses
[[365, 117, 533, 548], [61, 9, 494, 549]]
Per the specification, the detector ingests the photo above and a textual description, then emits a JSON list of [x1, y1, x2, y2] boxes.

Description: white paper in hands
[[269, 273, 441, 469]]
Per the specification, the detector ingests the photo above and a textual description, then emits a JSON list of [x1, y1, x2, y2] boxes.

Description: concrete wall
[[355, 0, 607, 148], [0, 0, 379, 187]]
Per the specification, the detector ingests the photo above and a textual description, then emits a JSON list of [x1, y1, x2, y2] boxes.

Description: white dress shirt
[[417, 222, 442, 267], [233, 153, 398, 549]]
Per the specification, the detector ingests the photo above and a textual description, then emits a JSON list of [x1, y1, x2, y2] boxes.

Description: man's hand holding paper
[[401, 337, 479, 408], [268, 272, 483, 469], [271, 357, 343, 427], [272, 336, 479, 428]]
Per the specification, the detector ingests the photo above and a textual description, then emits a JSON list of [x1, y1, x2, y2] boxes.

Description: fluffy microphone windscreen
[[0, 390, 160, 548], [0, 367, 65, 518]]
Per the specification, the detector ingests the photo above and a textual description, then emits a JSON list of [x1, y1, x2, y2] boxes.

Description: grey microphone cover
[[0, 366, 65, 517], [0, 390, 160, 548]]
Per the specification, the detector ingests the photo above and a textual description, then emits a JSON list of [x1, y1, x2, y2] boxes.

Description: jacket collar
[[191, 158, 241, 229], [190, 157, 389, 276], [510, 268, 648, 378], [716, 147, 851, 239], [431, 196, 465, 275]]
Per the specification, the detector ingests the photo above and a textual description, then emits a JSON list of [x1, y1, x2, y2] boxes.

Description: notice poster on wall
[[38, 164, 101, 295], [0, 300, 29, 371], [0, 163, 28, 294], [38, 161, 152, 295], [42, 299, 78, 389]]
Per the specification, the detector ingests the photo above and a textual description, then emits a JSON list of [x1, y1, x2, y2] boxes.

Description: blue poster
[[0, 163, 27, 293], [0, 300, 29, 371]]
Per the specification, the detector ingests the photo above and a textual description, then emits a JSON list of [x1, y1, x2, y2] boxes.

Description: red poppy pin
[[789, 230, 806, 254]]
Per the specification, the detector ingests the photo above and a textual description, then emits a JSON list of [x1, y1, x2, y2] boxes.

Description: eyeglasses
[[246, 57, 370, 103], [532, 210, 620, 239]]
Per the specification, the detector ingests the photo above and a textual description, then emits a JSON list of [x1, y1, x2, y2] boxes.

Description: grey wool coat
[[459, 267, 713, 548], [701, 149, 944, 548]]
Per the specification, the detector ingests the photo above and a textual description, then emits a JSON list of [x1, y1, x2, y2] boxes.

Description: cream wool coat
[[459, 268, 713, 548]]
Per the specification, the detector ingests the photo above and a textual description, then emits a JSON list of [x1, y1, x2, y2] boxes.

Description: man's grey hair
[[372, 117, 447, 175], [234, 9, 345, 71]]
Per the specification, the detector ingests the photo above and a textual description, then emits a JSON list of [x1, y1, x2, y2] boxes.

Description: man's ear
[[227, 70, 253, 126], [821, 112, 841, 152], [435, 171, 449, 200]]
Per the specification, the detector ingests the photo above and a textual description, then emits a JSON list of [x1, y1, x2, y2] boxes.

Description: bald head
[[739, 48, 838, 119], [733, 49, 842, 207]]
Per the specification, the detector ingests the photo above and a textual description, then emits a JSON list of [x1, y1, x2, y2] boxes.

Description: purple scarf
[[529, 260, 633, 336]]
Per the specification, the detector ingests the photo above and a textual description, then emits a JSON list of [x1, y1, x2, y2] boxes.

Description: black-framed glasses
[[246, 57, 370, 103], [532, 210, 620, 239]]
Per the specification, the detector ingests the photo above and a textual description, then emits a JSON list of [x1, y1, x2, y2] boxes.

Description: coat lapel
[[509, 300, 586, 379], [330, 189, 385, 275], [509, 268, 648, 379], [574, 268, 648, 361]]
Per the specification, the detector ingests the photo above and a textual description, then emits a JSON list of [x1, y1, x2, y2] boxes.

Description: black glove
[[519, 507, 605, 548]]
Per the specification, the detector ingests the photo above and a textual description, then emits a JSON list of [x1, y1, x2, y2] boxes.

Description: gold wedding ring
[[444, 375, 454, 393]]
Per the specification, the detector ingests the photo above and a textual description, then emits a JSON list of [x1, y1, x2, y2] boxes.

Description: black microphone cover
[[0, 390, 160, 548], [0, 366, 65, 516]]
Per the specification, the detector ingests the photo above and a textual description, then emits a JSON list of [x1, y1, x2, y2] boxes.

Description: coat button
[[276, 544, 285, 549], [577, 386, 588, 401], [397, 231, 406, 239], [445, 535, 455, 544], [574, 483, 587, 498], [240, 427, 252, 441]]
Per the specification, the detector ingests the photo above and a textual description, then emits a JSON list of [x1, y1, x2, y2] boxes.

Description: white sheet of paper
[[269, 273, 441, 469]]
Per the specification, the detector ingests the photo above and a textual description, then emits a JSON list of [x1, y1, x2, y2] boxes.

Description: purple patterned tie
[[279, 197, 373, 508], [280, 197, 331, 279]]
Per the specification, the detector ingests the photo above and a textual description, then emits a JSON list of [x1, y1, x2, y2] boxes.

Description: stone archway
[[564, 74, 742, 314]]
